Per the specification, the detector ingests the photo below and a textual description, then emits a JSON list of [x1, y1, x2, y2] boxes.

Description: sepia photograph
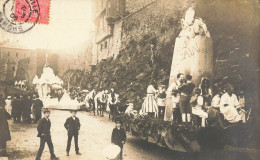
[[0, 0, 259, 160]]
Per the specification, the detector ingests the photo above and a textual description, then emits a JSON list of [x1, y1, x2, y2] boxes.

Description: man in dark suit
[[64, 110, 81, 156], [35, 109, 59, 160], [33, 95, 43, 123], [11, 95, 22, 123], [0, 97, 11, 157], [111, 120, 126, 160]]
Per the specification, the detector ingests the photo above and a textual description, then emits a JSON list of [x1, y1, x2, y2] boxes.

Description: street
[[6, 110, 256, 160]]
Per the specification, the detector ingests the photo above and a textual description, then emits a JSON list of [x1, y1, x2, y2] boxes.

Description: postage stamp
[[0, 0, 50, 34], [14, 0, 50, 24]]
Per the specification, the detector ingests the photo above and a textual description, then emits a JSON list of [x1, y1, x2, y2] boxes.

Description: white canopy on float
[[56, 91, 81, 110]]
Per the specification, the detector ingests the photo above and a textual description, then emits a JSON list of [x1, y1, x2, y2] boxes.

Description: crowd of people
[[80, 73, 248, 128], [4, 94, 44, 124], [83, 88, 121, 121], [137, 73, 248, 127]]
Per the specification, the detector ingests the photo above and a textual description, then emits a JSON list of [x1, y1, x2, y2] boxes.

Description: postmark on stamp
[[0, 0, 50, 34]]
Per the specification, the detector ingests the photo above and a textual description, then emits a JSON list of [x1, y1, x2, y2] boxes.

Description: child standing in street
[[111, 120, 126, 160]]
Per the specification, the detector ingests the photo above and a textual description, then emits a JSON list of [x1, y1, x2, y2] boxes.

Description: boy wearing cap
[[111, 120, 126, 160], [64, 110, 81, 156], [36, 109, 59, 160]]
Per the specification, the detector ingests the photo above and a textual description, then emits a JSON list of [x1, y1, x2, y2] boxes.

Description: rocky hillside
[[63, 0, 259, 113]]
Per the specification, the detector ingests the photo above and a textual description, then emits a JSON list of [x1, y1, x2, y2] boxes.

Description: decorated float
[[117, 112, 257, 152], [32, 54, 81, 110], [115, 8, 258, 152]]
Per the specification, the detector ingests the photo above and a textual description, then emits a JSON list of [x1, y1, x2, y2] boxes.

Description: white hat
[[7, 96, 11, 99]]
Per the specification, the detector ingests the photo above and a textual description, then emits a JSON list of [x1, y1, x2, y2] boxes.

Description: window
[[7, 52, 10, 56], [7, 59, 10, 62], [12, 66, 15, 71], [100, 44, 103, 51], [104, 41, 107, 48], [16, 52, 18, 57]]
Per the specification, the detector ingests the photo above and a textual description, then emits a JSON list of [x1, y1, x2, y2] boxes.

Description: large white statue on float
[[33, 64, 63, 100], [169, 7, 213, 85], [32, 63, 81, 110]]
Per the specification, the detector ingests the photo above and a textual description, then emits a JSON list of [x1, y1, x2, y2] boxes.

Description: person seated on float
[[220, 83, 245, 123], [140, 84, 158, 118], [190, 88, 208, 127], [211, 88, 224, 111], [125, 103, 138, 116]]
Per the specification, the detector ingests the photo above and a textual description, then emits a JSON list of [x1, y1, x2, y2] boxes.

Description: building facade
[[0, 46, 34, 81], [92, 0, 155, 64], [0, 46, 62, 85]]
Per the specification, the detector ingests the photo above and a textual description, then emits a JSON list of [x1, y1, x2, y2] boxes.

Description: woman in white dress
[[140, 85, 158, 118]]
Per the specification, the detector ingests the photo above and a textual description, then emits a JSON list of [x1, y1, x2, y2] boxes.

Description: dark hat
[[115, 119, 122, 124], [70, 110, 77, 113], [186, 74, 192, 80], [195, 88, 201, 94], [43, 108, 50, 114]]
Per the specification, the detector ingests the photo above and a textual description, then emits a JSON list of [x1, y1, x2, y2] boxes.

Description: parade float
[[115, 8, 258, 152], [33, 56, 81, 110]]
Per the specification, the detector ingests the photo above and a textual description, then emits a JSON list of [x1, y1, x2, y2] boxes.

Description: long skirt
[[164, 95, 179, 121], [141, 95, 158, 117], [164, 97, 174, 121]]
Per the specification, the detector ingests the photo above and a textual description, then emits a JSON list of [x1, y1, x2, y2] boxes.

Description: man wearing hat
[[111, 120, 126, 160], [11, 95, 22, 123], [35, 109, 59, 160], [64, 110, 81, 156], [32, 95, 43, 123]]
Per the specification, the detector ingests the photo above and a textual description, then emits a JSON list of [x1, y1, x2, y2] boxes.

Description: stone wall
[[111, 21, 123, 58], [125, 0, 156, 14]]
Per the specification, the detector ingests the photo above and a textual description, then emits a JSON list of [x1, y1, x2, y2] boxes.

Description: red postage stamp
[[14, 0, 50, 24]]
